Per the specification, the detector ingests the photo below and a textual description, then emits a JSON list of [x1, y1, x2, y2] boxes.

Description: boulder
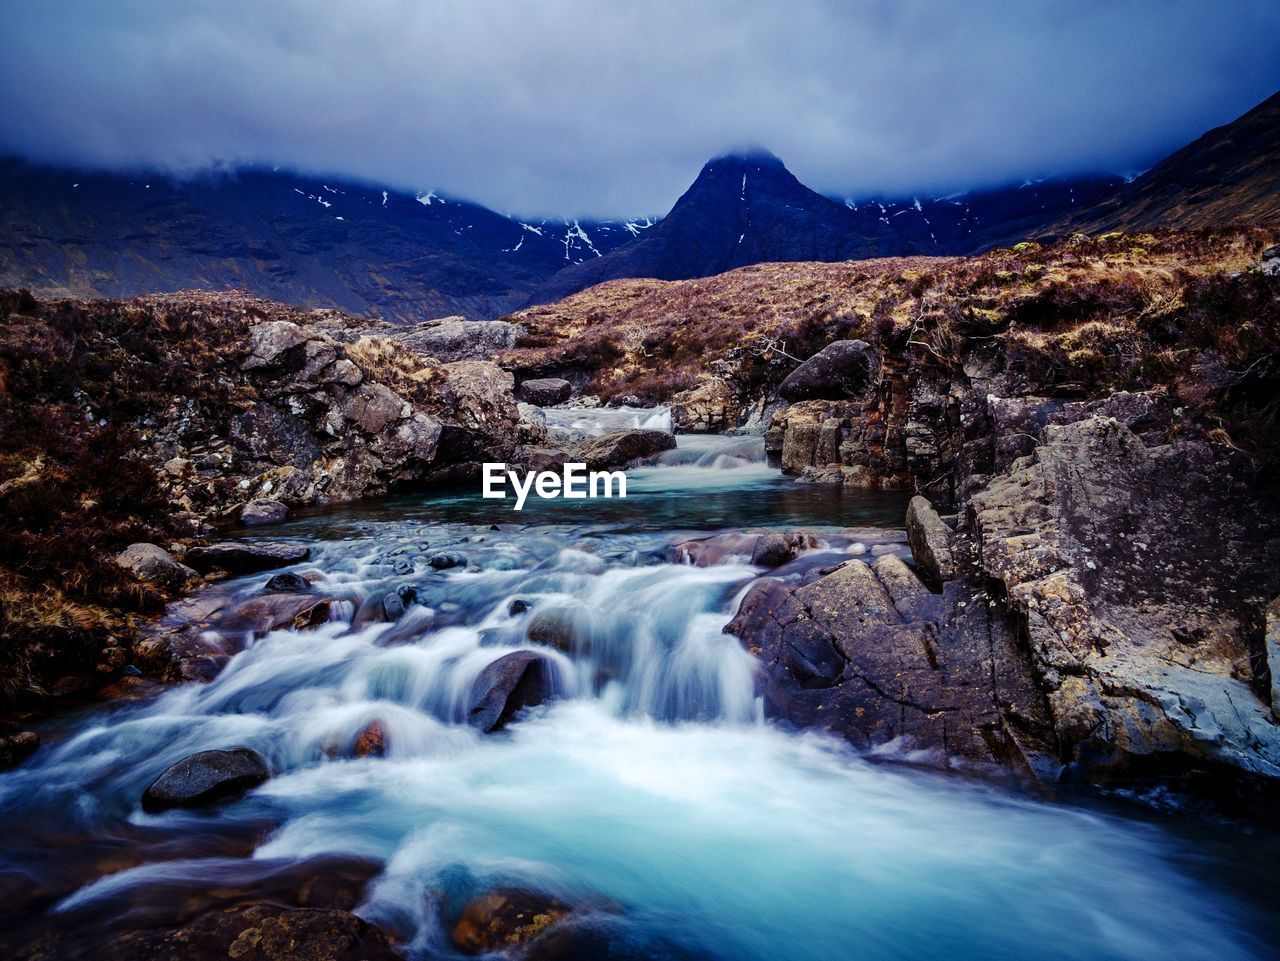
[[467, 651, 557, 732], [114, 543, 197, 588], [452, 889, 571, 956], [1268, 597, 1280, 719], [264, 572, 311, 593], [969, 416, 1280, 786], [389, 317, 525, 362], [905, 496, 957, 590], [726, 557, 1055, 775], [185, 542, 310, 575], [517, 378, 573, 406], [241, 321, 312, 371], [240, 498, 289, 526], [750, 531, 798, 568], [141, 747, 270, 812], [778, 339, 879, 401], [576, 429, 676, 469]]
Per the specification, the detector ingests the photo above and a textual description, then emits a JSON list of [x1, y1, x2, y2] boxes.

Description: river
[[0, 409, 1275, 959]]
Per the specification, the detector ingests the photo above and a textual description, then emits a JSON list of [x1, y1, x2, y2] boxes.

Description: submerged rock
[[185, 542, 310, 575], [353, 719, 388, 758], [452, 889, 572, 956], [114, 543, 197, 588], [467, 651, 557, 732], [221, 594, 334, 635], [517, 377, 573, 406], [141, 747, 270, 812]]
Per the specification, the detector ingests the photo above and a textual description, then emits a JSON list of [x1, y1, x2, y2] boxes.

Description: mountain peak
[[703, 146, 786, 171]]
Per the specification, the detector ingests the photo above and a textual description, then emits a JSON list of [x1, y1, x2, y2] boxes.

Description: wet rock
[[905, 496, 957, 590], [779, 339, 879, 401], [508, 598, 530, 615], [517, 378, 573, 406], [381, 592, 406, 621], [114, 543, 197, 588], [517, 403, 549, 444], [750, 531, 799, 568], [969, 415, 1280, 786], [0, 731, 39, 769], [726, 557, 1055, 775], [429, 551, 466, 570], [468, 651, 557, 732], [141, 747, 270, 812], [576, 429, 676, 469], [240, 498, 289, 526], [264, 572, 310, 593], [221, 594, 333, 635], [452, 889, 571, 956], [89, 902, 399, 961], [185, 542, 310, 575], [353, 719, 388, 758]]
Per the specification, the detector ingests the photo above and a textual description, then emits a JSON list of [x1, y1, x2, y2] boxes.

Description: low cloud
[[1, 0, 1277, 217]]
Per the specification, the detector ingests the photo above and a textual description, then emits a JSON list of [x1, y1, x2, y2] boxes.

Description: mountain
[[0, 159, 656, 321], [1051, 91, 1280, 234], [2, 91, 1275, 318], [530, 149, 1121, 304]]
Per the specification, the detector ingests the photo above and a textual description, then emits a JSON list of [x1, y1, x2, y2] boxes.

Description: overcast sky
[[1, 1, 1278, 218]]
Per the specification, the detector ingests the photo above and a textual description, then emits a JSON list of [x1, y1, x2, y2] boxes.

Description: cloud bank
[[1, 0, 1277, 217]]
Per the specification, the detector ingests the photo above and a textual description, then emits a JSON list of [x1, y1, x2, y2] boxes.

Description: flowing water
[[1, 410, 1275, 959]]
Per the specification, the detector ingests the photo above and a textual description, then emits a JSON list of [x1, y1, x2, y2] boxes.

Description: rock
[[452, 889, 571, 956], [509, 599, 530, 615], [114, 543, 197, 588], [905, 496, 957, 590], [969, 415, 1280, 787], [779, 339, 879, 401], [517, 402, 549, 444], [467, 651, 557, 732], [429, 551, 466, 570], [381, 592, 406, 621], [670, 378, 741, 432], [264, 572, 310, 593], [517, 378, 573, 406], [141, 747, 270, 812], [240, 498, 289, 526], [353, 719, 388, 758], [0, 731, 39, 769], [726, 558, 1055, 774], [389, 317, 525, 362], [185, 542, 310, 575], [751, 531, 797, 568], [88, 902, 399, 961], [576, 429, 676, 469], [341, 382, 407, 435], [241, 320, 312, 371], [221, 594, 334, 634]]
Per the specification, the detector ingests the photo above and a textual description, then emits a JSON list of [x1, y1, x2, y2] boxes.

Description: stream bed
[[1, 413, 1276, 959]]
